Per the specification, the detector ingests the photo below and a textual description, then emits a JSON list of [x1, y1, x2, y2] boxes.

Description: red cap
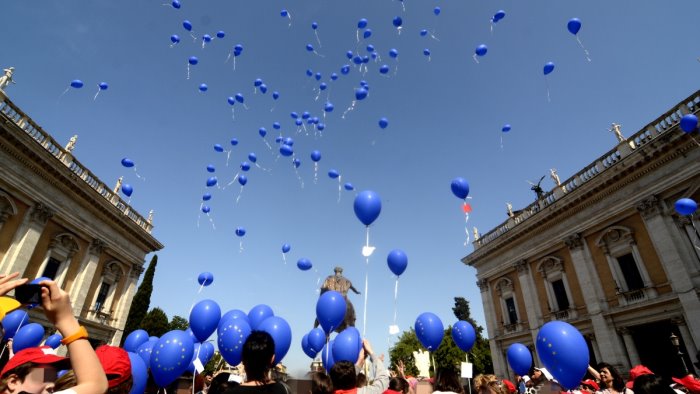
[[626, 365, 653, 389], [96, 345, 132, 388], [1, 346, 71, 378], [672, 375, 700, 394], [501, 379, 516, 394], [581, 379, 599, 391]]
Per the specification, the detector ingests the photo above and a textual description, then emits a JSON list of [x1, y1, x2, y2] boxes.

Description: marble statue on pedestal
[[113, 176, 123, 194], [549, 168, 561, 186], [65, 135, 78, 153], [0, 67, 15, 91], [609, 123, 626, 142]]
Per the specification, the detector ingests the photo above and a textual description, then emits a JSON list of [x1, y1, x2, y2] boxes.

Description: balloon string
[[337, 177, 342, 203], [688, 133, 700, 148], [233, 56, 237, 71], [207, 213, 216, 230], [575, 36, 592, 62], [500, 134, 504, 151], [132, 168, 145, 181], [314, 31, 322, 48], [58, 87, 70, 101], [239, 239, 243, 253], [293, 162, 305, 189], [393, 278, 399, 324], [545, 77, 551, 103], [472, 54, 479, 64], [464, 211, 470, 247], [314, 163, 318, 184], [187, 63, 191, 80], [282, 253, 287, 265], [197, 283, 205, 294], [363, 226, 370, 337], [236, 186, 244, 204], [93, 89, 100, 101]]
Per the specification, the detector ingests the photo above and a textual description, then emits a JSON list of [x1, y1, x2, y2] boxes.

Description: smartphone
[[15, 284, 43, 305]]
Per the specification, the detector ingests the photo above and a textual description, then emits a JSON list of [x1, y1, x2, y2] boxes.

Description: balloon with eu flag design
[[536, 321, 589, 390], [218, 318, 251, 366], [136, 338, 157, 367], [415, 312, 444, 351], [451, 321, 476, 352], [150, 330, 194, 387]]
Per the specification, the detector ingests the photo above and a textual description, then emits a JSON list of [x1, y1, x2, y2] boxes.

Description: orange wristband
[[60, 326, 88, 345]]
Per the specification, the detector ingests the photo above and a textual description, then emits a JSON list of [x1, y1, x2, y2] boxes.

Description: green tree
[[140, 307, 170, 337], [452, 297, 493, 375], [169, 315, 189, 331], [204, 352, 224, 375], [433, 326, 465, 372], [121, 254, 158, 345], [389, 328, 420, 376]]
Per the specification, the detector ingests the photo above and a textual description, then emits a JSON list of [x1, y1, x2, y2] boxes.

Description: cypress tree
[[121, 254, 158, 345]]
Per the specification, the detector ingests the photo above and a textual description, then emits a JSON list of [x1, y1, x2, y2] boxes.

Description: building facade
[[462, 90, 700, 379], [0, 90, 163, 346]]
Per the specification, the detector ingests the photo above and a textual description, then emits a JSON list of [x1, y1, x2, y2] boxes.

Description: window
[[94, 282, 110, 311], [505, 297, 518, 324], [617, 253, 644, 290], [42, 257, 61, 280], [552, 279, 570, 310]]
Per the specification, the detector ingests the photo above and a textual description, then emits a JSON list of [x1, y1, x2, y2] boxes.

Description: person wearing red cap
[[626, 365, 654, 390], [0, 277, 108, 394], [671, 375, 700, 394], [95, 346, 132, 394]]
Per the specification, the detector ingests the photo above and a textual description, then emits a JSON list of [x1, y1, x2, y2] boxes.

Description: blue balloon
[[240, 162, 250, 172], [387, 249, 408, 276], [189, 299, 221, 342], [171, 0, 181, 9], [415, 312, 444, 351], [332, 327, 361, 363], [353, 190, 382, 226], [302, 334, 317, 358], [297, 258, 312, 271], [233, 44, 243, 56], [502, 124, 512, 133], [258, 316, 292, 364], [128, 352, 148, 394], [202, 34, 212, 43], [310, 150, 322, 162], [434, 6, 441, 15], [675, 198, 697, 216], [280, 144, 293, 157], [188, 56, 198, 65], [136, 339, 157, 367], [248, 305, 274, 330], [254, 78, 263, 87], [230, 138, 239, 146], [507, 343, 532, 376], [379, 118, 389, 129], [124, 329, 150, 352], [306, 44, 315, 52], [2, 310, 28, 340], [121, 158, 135, 168], [475, 44, 488, 57], [218, 318, 251, 366], [389, 48, 399, 58], [235, 93, 244, 103], [358, 18, 368, 29], [199, 342, 215, 364], [214, 144, 224, 152], [216, 31, 225, 38], [328, 169, 339, 179], [317, 123, 326, 131], [316, 291, 346, 334], [423, 49, 431, 57], [70, 80, 83, 89], [206, 164, 215, 173], [341, 65, 350, 75], [452, 321, 476, 352], [420, 29, 428, 37], [379, 65, 390, 75], [355, 87, 368, 101], [536, 321, 589, 390], [219, 309, 250, 332], [544, 62, 555, 75], [238, 175, 247, 186], [321, 340, 336, 372], [151, 330, 194, 387], [201, 205, 210, 214], [171, 35, 180, 44], [98, 82, 109, 90], [324, 102, 334, 112], [184, 328, 197, 344], [315, 73, 322, 81], [392, 16, 402, 27], [494, 10, 506, 22], [363, 29, 372, 39], [567, 18, 582, 35], [680, 114, 698, 133], [44, 333, 62, 349], [282, 243, 291, 253], [206, 176, 217, 187], [202, 193, 211, 201], [248, 152, 257, 163], [293, 158, 301, 168], [344, 183, 354, 191], [311, 21, 318, 30], [451, 177, 470, 199], [199, 83, 208, 92], [235, 226, 246, 237], [183, 20, 192, 31], [284, 137, 294, 146], [307, 327, 326, 354], [121, 184, 133, 197], [13, 323, 45, 353], [198, 272, 214, 286]]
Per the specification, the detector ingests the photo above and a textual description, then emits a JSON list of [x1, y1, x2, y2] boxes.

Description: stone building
[[462, 90, 700, 379], [0, 90, 163, 346]]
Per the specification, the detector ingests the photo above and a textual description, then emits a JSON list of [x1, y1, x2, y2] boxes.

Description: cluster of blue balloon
[[414, 312, 477, 353], [61, 79, 109, 101]]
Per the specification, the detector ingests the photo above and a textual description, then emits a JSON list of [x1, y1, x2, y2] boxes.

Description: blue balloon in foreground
[[451, 177, 470, 199], [332, 327, 361, 363], [13, 323, 45, 353], [675, 198, 697, 216], [218, 318, 251, 366], [297, 258, 312, 271], [452, 321, 476, 352], [415, 312, 444, 351], [124, 329, 150, 352], [353, 190, 381, 226], [307, 327, 326, 354], [387, 249, 408, 276], [121, 184, 133, 197], [2, 310, 27, 339], [302, 334, 316, 358], [150, 330, 194, 387], [189, 299, 221, 342], [136, 339, 156, 367], [248, 304, 274, 330], [44, 333, 62, 349], [316, 290, 346, 334], [544, 62, 555, 75], [680, 114, 698, 133], [322, 340, 336, 372], [567, 18, 582, 35], [128, 352, 148, 394], [507, 343, 532, 376], [258, 316, 292, 364], [280, 144, 293, 157], [536, 321, 589, 390], [198, 272, 214, 286]]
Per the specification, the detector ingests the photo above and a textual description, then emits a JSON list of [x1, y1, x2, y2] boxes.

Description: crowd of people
[[0, 272, 698, 394]]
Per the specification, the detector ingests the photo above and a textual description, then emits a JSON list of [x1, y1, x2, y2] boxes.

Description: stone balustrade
[[474, 90, 700, 249], [0, 94, 153, 234]]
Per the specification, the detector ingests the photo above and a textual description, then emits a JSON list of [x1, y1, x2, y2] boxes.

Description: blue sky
[[3, 1, 700, 376]]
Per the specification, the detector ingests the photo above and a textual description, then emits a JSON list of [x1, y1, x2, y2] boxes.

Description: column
[[111, 266, 141, 346], [0, 194, 17, 233], [70, 239, 106, 315], [0, 202, 53, 275], [636, 196, 700, 346], [513, 260, 544, 347], [477, 279, 499, 339], [587, 334, 602, 364], [618, 327, 641, 367], [564, 233, 606, 314], [673, 316, 699, 373]]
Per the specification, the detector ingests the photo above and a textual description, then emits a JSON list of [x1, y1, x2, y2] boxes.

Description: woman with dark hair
[[632, 374, 675, 394], [223, 331, 287, 394], [310, 372, 333, 394], [384, 377, 409, 394], [209, 372, 240, 394], [596, 362, 632, 394], [432, 368, 464, 394]]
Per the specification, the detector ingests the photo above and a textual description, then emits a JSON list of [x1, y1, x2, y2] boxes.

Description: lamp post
[[670, 333, 689, 377]]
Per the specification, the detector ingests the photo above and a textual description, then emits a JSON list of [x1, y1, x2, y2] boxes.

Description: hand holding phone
[[14, 284, 43, 305]]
